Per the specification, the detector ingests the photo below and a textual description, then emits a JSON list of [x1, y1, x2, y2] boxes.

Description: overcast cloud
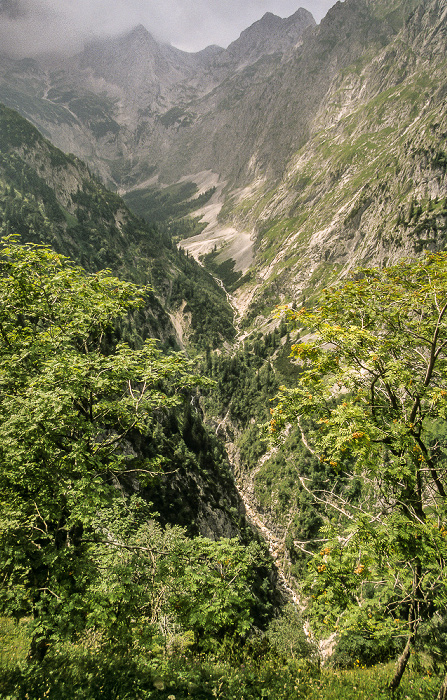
[[0, 0, 340, 57]]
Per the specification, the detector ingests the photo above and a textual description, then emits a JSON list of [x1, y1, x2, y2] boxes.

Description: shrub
[[266, 603, 317, 661]]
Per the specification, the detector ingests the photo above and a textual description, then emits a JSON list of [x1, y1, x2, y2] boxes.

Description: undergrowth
[[0, 620, 443, 700]]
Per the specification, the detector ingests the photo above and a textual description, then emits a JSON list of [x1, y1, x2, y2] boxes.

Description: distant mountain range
[[1, 0, 447, 326]]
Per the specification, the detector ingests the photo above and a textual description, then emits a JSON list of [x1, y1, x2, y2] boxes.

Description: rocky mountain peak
[[129, 23, 151, 37], [285, 7, 317, 29], [259, 11, 281, 23], [117, 23, 162, 51], [218, 6, 316, 69], [72, 23, 200, 110]]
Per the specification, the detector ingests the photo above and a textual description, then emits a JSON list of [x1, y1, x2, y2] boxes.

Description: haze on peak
[[0, 0, 339, 57]]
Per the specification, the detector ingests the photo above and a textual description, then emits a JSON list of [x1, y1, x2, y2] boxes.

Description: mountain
[[0, 102, 235, 349], [224, 0, 447, 315], [0, 7, 315, 188], [1, 0, 446, 328], [210, 9, 315, 71]]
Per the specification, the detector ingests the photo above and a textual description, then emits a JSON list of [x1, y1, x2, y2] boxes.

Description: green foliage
[[330, 611, 404, 669], [143, 399, 243, 534], [253, 423, 346, 572], [81, 509, 270, 650], [202, 250, 243, 293], [0, 103, 40, 149], [123, 182, 216, 224], [0, 642, 442, 700], [162, 214, 208, 241], [0, 240, 203, 648], [168, 248, 236, 348], [169, 538, 268, 643], [266, 603, 316, 660], [0, 103, 235, 349], [204, 330, 283, 430], [271, 254, 447, 684], [416, 612, 447, 673], [0, 239, 277, 670], [0, 617, 31, 667]]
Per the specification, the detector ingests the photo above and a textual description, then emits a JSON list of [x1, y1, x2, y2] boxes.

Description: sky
[[0, 0, 340, 56]]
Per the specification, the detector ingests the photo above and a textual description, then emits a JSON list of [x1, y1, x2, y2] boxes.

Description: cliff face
[[1, 1, 446, 326], [224, 0, 447, 317]]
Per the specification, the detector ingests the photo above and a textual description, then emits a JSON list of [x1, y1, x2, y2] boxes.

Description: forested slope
[[0, 103, 235, 350], [0, 101, 259, 577]]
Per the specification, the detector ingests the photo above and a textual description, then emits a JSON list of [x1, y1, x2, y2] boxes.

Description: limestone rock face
[[1, 0, 447, 327], [214, 9, 316, 70], [0, 7, 316, 188]]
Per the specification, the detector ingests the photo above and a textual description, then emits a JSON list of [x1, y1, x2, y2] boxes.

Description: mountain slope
[[225, 0, 447, 320], [0, 102, 235, 348]]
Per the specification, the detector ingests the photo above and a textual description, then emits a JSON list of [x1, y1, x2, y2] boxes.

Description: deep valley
[[1, 1, 447, 698]]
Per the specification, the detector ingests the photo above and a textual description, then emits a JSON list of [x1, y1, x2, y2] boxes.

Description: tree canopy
[[0, 239, 267, 658], [270, 253, 447, 692]]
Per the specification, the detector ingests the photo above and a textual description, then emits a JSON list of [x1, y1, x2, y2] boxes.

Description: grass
[[0, 619, 444, 700], [0, 617, 31, 668], [302, 663, 438, 699]]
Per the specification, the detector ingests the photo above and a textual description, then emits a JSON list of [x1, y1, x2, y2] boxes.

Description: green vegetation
[[202, 250, 243, 293], [123, 181, 216, 226], [0, 241, 393, 699], [0, 621, 442, 699], [0, 241, 274, 684], [202, 325, 288, 431], [0, 103, 235, 349], [1, 9, 447, 690], [270, 254, 447, 692], [253, 424, 346, 567], [0, 240, 193, 647]]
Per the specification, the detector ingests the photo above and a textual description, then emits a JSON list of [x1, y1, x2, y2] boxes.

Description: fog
[[0, 0, 340, 57]]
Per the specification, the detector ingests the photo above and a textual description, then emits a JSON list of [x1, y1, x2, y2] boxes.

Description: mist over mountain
[[1, 0, 446, 327], [0, 0, 336, 55], [0, 7, 316, 183]]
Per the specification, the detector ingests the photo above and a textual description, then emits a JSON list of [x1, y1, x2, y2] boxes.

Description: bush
[[266, 603, 317, 661], [331, 629, 404, 669]]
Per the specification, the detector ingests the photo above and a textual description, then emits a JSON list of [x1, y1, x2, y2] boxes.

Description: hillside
[[0, 103, 235, 349], [2, 1, 446, 330], [219, 0, 447, 319]]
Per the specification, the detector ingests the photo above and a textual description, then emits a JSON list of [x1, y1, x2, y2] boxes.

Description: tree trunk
[[388, 635, 413, 692], [437, 670, 447, 700], [388, 600, 417, 692]]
